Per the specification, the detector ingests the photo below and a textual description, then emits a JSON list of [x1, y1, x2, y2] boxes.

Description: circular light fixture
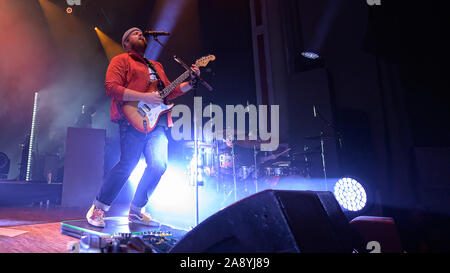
[[66, 7, 73, 14], [333, 177, 367, 212], [301, 51, 320, 59]]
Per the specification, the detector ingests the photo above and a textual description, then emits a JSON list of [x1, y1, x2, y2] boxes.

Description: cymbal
[[185, 141, 215, 149], [292, 150, 321, 155], [209, 129, 246, 137], [259, 147, 291, 164], [304, 134, 334, 140], [272, 161, 291, 167], [212, 132, 265, 148], [233, 139, 264, 149]]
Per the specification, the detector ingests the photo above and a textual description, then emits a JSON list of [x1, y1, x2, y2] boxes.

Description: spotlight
[[333, 177, 367, 212], [66, 7, 73, 14], [301, 51, 320, 59], [128, 158, 147, 188], [295, 51, 324, 72]]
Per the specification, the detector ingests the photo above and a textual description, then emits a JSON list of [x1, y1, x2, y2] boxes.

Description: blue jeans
[[94, 121, 168, 211]]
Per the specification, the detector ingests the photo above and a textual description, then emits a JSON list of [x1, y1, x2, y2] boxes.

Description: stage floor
[[61, 217, 188, 253], [0, 205, 188, 253]]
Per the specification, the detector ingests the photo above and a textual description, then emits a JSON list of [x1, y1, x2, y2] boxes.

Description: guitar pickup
[[137, 108, 146, 117], [143, 104, 151, 112]]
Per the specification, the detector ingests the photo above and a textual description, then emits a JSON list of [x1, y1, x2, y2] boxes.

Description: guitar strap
[[143, 58, 165, 92], [143, 57, 169, 128], [116, 56, 166, 125]]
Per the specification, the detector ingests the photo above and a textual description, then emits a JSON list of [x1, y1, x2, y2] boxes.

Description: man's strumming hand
[[141, 92, 163, 106]]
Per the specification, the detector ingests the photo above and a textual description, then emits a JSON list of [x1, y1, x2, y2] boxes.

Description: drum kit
[[185, 105, 338, 223], [184, 130, 320, 204]]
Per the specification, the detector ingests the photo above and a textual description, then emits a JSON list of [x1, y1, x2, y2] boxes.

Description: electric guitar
[[122, 55, 215, 133]]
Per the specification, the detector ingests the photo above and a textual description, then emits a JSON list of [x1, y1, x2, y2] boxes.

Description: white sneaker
[[86, 205, 105, 228], [128, 210, 160, 227]]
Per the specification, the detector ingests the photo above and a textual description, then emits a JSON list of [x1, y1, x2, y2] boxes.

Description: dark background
[[0, 0, 449, 252]]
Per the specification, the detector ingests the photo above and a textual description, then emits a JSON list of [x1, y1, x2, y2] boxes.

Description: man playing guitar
[[86, 27, 200, 227]]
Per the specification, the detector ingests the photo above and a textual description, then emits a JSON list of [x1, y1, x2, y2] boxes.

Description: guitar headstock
[[195, 55, 216, 67]]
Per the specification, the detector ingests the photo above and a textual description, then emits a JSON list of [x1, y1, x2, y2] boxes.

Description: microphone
[[143, 30, 170, 37]]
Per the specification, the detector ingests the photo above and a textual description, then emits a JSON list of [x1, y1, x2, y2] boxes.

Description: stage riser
[[0, 181, 61, 206]]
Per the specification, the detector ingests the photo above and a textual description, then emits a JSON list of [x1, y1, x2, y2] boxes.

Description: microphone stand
[[148, 34, 213, 227], [312, 105, 343, 191], [313, 105, 343, 148], [150, 35, 213, 91]]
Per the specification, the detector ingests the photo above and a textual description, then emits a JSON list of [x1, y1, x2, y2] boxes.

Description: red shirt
[[105, 52, 185, 126]]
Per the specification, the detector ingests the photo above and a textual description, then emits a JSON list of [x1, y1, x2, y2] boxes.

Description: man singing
[[86, 27, 200, 227]]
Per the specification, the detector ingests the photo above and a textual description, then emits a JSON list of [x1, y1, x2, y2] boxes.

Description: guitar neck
[[160, 70, 191, 99]]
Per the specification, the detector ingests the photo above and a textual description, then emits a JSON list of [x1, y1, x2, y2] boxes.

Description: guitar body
[[120, 55, 215, 134], [122, 97, 174, 133]]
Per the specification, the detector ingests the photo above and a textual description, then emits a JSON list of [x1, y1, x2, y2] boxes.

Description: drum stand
[[253, 144, 259, 193], [231, 142, 237, 202], [312, 105, 342, 191], [319, 133, 328, 191], [214, 139, 220, 193], [218, 140, 239, 205], [150, 35, 213, 227], [193, 97, 200, 226]]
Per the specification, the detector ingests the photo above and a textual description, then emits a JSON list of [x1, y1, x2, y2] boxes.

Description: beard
[[130, 38, 148, 53]]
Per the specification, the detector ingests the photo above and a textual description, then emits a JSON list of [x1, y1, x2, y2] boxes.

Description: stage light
[[333, 177, 367, 212], [94, 27, 125, 61], [127, 160, 195, 216], [295, 51, 324, 72], [145, 0, 191, 60], [128, 158, 147, 188], [149, 164, 194, 211], [66, 7, 72, 14], [39, 0, 88, 51], [26, 92, 39, 182], [301, 51, 320, 59]]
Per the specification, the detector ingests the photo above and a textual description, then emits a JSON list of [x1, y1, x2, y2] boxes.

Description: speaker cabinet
[[170, 190, 354, 253], [62, 127, 105, 208]]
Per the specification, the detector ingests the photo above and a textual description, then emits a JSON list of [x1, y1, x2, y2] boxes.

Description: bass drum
[[263, 167, 286, 177], [262, 167, 291, 177]]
